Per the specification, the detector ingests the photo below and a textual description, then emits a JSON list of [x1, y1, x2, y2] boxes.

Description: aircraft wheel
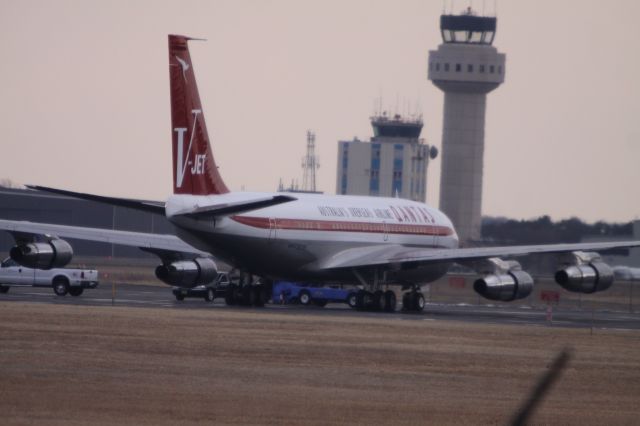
[[405, 292, 425, 312], [373, 290, 385, 311], [52, 277, 69, 296], [69, 287, 84, 297], [0, 285, 9, 294], [383, 290, 396, 312], [175, 293, 185, 301], [414, 292, 425, 312], [366, 291, 376, 309], [261, 280, 273, 303], [225, 284, 238, 305], [299, 290, 311, 306], [240, 285, 255, 306], [402, 292, 412, 311], [355, 290, 376, 310], [253, 286, 265, 307], [355, 290, 366, 310], [204, 288, 215, 302], [347, 292, 358, 309]]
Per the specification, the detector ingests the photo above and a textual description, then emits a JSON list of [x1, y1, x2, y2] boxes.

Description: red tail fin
[[169, 35, 229, 195]]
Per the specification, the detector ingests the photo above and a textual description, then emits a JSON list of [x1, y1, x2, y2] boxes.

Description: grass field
[[1, 302, 639, 425]]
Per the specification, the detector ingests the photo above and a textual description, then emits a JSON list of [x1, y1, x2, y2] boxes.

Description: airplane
[[1, 34, 639, 312]]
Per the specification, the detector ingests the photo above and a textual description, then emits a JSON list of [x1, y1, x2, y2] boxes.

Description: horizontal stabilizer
[[178, 195, 297, 218], [27, 185, 165, 215]]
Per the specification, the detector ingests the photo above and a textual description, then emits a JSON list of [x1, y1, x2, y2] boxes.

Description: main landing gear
[[223, 272, 269, 308], [351, 288, 425, 313], [353, 289, 397, 312], [350, 269, 425, 313]]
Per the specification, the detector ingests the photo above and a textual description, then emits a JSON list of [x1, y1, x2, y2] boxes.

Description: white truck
[[0, 257, 99, 296]]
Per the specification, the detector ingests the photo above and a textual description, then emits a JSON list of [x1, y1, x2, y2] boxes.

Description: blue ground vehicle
[[273, 281, 357, 308]]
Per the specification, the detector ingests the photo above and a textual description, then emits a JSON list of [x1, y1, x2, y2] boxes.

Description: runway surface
[[2, 282, 640, 331]]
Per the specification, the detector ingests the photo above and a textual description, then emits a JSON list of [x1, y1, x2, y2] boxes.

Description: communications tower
[[428, 8, 505, 244], [301, 130, 320, 192]]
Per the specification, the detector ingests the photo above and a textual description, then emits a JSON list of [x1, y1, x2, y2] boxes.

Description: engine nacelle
[[555, 262, 614, 294], [10, 239, 73, 270], [155, 257, 217, 288], [473, 270, 534, 302]]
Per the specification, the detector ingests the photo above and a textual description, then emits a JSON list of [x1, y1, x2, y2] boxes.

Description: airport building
[[336, 114, 437, 202], [428, 8, 506, 244]]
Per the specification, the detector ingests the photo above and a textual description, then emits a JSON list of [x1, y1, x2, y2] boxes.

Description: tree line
[[481, 215, 633, 245]]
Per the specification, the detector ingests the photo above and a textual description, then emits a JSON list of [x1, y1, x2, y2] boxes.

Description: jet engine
[[155, 257, 217, 288], [555, 261, 614, 294], [10, 239, 73, 269], [473, 270, 534, 302]]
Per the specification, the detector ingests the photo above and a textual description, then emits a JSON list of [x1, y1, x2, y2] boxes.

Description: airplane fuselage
[[166, 192, 459, 283]]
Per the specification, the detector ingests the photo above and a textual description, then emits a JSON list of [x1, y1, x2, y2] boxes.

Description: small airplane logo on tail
[[175, 56, 190, 82]]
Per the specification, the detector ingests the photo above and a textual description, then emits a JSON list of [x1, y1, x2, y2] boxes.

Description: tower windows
[[444, 63, 450, 72], [490, 65, 495, 73], [455, 63, 461, 72], [467, 64, 473, 72], [340, 144, 348, 194], [369, 143, 381, 195], [435, 63, 440, 71], [393, 144, 404, 196], [479, 64, 485, 73]]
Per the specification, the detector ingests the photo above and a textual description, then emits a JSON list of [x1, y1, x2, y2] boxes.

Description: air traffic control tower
[[428, 8, 505, 244]]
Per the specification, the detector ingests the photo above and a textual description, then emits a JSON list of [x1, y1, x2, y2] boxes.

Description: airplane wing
[[0, 219, 208, 258], [317, 241, 640, 271]]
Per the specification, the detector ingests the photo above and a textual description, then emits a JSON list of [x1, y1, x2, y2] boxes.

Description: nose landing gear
[[223, 271, 268, 308]]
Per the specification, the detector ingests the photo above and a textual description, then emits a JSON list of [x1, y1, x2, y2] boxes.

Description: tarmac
[[2, 282, 639, 331]]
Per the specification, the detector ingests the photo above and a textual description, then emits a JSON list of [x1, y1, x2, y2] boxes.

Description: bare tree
[[0, 178, 23, 189]]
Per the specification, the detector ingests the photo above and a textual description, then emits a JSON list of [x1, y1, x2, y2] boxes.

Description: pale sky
[[1, 0, 639, 222]]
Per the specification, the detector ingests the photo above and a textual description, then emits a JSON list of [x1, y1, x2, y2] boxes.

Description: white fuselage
[[165, 192, 459, 283]]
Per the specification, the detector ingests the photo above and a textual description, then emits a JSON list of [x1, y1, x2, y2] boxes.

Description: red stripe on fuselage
[[231, 216, 453, 236]]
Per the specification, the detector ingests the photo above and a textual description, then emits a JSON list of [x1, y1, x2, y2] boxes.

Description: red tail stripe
[[231, 216, 453, 237]]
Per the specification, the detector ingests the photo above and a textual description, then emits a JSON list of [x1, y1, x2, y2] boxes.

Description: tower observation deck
[[428, 8, 505, 244], [371, 114, 423, 139]]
